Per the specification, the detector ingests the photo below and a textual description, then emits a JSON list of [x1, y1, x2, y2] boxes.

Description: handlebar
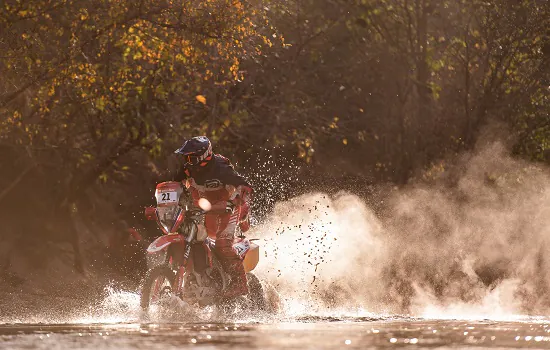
[[187, 208, 231, 216]]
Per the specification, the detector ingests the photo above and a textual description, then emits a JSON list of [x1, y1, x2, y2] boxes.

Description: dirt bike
[[140, 181, 265, 311]]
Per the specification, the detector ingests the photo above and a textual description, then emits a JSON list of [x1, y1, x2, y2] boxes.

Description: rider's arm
[[215, 156, 253, 212], [216, 155, 253, 203], [229, 185, 252, 206], [206, 184, 252, 214], [223, 169, 253, 208]]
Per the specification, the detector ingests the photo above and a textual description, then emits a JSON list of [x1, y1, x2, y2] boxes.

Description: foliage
[[0, 0, 548, 267], [1, 0, 273, 196], [231, 0, 549, 181]]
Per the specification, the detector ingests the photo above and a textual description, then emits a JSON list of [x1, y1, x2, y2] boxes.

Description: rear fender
[[237, 239, 260, 273], [233, 238, 260, 272], [147, 234, 184, 254]]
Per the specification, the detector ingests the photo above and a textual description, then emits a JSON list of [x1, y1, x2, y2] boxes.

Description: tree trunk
[[415, 0, 432, 167]]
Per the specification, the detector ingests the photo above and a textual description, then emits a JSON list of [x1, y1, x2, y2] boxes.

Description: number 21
[[161, 193, 171, 201]]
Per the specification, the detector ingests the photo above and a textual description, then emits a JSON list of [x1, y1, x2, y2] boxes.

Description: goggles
[[183, 154, 201, 166], [182, 152, 211, 166]]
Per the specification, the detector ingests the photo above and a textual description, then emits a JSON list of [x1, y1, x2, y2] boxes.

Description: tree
[[0, 0, 273, 270]]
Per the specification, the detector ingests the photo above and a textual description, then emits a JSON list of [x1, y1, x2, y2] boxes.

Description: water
[[3, 318, 550, 349], [4, 288, 550, 349], [3, 143, 548, 348]]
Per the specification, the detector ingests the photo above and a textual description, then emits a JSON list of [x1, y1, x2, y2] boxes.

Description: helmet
[[174, 136, 213, 167]]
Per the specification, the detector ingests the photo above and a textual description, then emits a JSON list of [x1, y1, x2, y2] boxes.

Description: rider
[[174, 136, 252, 299]]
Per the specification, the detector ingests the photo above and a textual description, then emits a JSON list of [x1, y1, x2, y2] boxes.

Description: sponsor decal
[[233, 240, 250, 257], [204, 179, 222, 189]]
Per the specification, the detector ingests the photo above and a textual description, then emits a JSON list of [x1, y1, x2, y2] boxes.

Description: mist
[[252, 141, 550, 318]]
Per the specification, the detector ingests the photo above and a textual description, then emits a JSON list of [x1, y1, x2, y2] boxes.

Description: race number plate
[[156, 191, 178, 205]]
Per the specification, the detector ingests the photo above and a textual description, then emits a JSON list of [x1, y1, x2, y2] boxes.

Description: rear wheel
[[140, 265, 176, 310], [246, 272, 267, 311]]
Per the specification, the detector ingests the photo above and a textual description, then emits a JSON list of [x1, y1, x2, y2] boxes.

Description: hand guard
[[225, 201, 235, 213]]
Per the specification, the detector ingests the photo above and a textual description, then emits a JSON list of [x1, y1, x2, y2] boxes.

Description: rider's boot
[[215, 238, 249, 299], [222, 260, 248, 299]]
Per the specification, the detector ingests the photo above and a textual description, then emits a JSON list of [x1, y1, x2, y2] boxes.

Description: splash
[[2, 140, 548, 324], [250, 192, 387, 314], [415, 279, 525, 321], [72, 286, 142, 324], [80, 141, 549, 322], [250, 141, 550, 319]]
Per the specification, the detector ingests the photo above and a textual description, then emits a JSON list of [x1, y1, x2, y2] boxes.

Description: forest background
[[0, 0, 548, 315]]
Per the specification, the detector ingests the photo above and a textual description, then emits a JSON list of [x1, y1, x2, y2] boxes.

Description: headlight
[[157, 206, 179, 232]]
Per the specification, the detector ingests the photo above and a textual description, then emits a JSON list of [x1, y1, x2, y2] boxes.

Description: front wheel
[[140, 265, 176, 310]]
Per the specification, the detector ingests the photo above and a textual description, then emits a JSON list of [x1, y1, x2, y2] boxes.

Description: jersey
[[176, 154, 252, 206]]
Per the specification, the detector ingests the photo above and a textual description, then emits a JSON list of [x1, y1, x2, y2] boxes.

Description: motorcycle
[[140, 181, 265, 311]]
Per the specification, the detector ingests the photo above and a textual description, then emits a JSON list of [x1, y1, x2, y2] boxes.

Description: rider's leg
[[209, 211, 248, 298]]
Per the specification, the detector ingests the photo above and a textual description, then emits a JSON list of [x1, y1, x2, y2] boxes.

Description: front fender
[[147, 234, 184, 254]]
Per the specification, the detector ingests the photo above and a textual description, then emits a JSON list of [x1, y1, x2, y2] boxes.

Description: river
[[2, 317, 550, 349]]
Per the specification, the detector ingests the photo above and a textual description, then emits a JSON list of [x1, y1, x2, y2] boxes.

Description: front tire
[[140, 265, 176, 310]]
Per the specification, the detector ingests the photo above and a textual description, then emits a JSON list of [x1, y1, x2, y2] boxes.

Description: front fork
[[170, 228, 195, 295]]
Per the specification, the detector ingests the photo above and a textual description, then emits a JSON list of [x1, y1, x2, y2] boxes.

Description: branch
[[0, 9, 142, 107]]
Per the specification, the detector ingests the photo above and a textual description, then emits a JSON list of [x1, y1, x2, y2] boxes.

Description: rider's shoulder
[[213, 154, 234, 168]]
